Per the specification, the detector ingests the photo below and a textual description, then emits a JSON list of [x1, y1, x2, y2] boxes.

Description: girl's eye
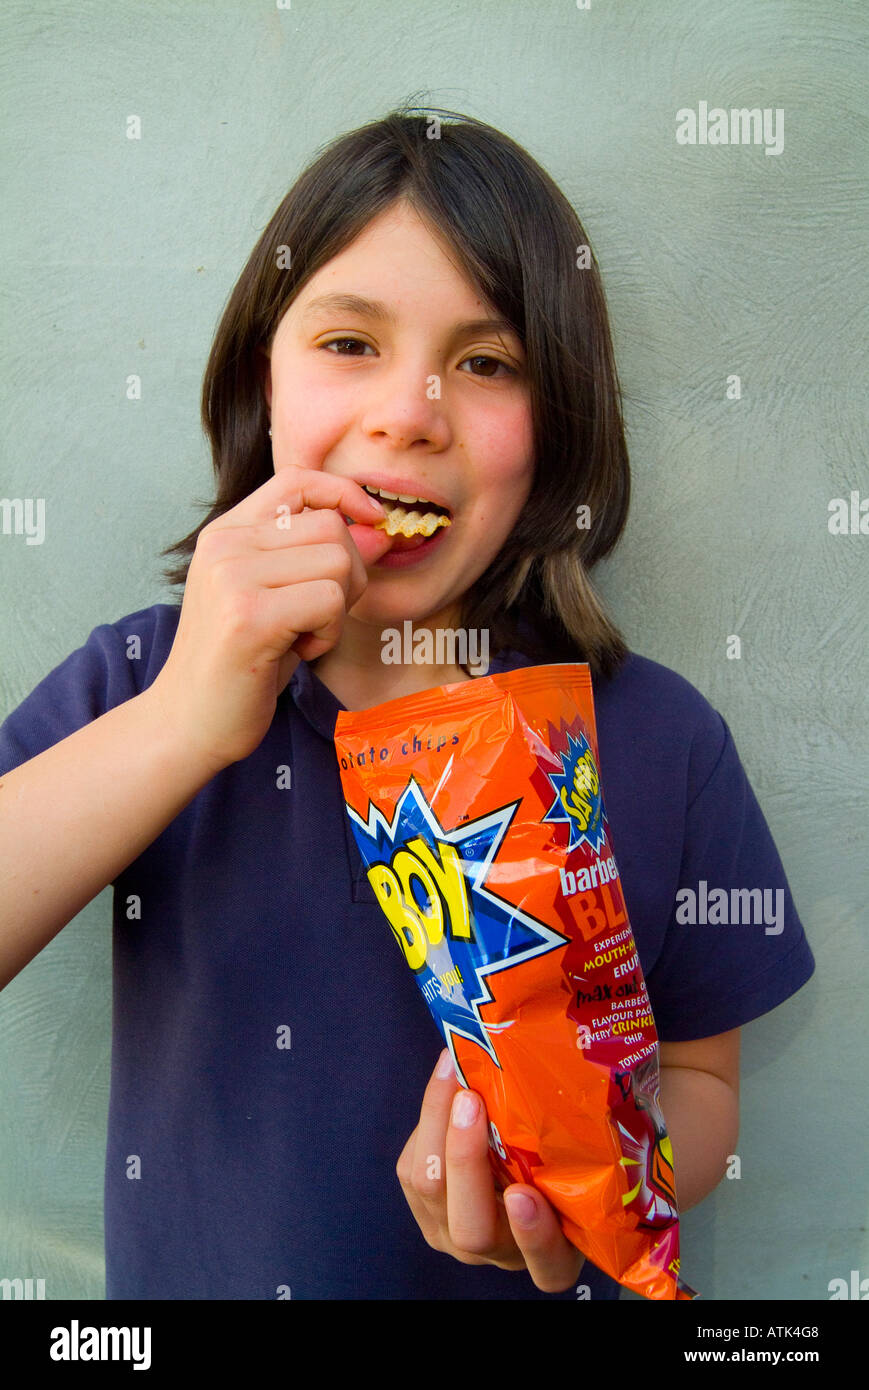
[[321, 337, 372, 356], [459, 355, 516, 378], [320, 338, 516, 377]]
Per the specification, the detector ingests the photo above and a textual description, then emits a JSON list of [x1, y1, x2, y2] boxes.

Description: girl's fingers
[[241, 506, 395, 576], [443, 1089, 523, 1266], [396, 1057, 478, 1258], [405, 1051, 463, 1206], [501, 1185, 586, 1294], [398, 1052, 584, 1289], [211, 465, 386, 532], [242, 530, 367, 607], [206, 515, 386, 633], [395, 1123, 462, 1258], [257, 579, 352, 654], [402, 1052, 522, 1270]]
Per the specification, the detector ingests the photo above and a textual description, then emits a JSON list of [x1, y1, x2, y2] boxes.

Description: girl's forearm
[[0, 686, 224, 992], [659, 1065, 739, 1212]]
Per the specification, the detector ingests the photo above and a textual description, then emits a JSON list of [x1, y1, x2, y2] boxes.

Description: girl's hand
[[396, 1049, 586, 1293], [146, 466, 392, 772]]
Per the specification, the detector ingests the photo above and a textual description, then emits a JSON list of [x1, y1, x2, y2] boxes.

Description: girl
[[0, 107, 814, 1301]]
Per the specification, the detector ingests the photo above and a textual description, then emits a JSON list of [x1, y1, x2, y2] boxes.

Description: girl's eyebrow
[[299, 292, 519, 342]]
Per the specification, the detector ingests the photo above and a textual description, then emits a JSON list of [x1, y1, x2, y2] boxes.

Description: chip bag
[[334, 663, 697, 1300]]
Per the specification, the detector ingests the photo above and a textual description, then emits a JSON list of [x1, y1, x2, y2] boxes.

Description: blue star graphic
[[347, 771, 569, 1086], [542, 729, 608, 855]]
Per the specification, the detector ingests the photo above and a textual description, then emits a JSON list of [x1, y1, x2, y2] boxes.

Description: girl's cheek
[[492, 461, 534, 520], [484, 422, 534, 496], [276, 385, 348, 459]]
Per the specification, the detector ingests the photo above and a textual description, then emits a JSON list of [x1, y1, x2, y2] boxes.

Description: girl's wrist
[[133, 682, 232, 786]]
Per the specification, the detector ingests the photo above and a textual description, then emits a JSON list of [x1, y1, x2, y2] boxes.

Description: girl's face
[[261, 200, 534, 632]]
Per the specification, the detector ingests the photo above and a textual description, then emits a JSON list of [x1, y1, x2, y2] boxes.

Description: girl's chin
[[348, 590, 463, 630]]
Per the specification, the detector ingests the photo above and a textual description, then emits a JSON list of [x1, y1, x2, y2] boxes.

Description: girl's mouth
[[373, 522, 450, 568], [342, 481, 455, 567], [358, 482, 453, 568]]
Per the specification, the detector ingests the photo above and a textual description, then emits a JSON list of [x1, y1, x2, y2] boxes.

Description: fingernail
[[435, 1048, 454, 1079], [366, 493, 387, 514], [504, 1192, 537, 1227], [451, 1090, 481, 1129]]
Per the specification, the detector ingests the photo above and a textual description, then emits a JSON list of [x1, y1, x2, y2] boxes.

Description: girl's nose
[[359, 363, 451, 450]]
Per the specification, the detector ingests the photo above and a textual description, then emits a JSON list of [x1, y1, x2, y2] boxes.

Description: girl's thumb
[[347, 521, 395, 567]]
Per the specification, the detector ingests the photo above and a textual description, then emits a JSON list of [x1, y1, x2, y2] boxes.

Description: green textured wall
[[1, 0, 866, 1304]]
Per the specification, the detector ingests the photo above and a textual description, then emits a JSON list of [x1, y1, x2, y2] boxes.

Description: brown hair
[[161, 102, 631, 677]]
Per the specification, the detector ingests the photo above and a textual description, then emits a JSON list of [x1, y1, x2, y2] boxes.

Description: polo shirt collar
[[288, 646, 535, 742]]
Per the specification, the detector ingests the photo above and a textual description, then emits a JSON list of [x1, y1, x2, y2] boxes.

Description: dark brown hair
[[161, 102, 631, 677]]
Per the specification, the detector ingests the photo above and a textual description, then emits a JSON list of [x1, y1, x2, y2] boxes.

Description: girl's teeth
[[365, 484, 446, 511]]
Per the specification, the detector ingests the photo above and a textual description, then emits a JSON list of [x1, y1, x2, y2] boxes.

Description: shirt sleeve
[[645, 712, 816, 1042], [0, 620, 140, 777]]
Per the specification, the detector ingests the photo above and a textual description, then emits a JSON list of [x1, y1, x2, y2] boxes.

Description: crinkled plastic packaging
[[334, 663, 697, 1300]]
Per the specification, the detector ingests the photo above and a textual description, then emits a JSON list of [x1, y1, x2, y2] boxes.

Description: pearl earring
[[268, 426, 272, 439]]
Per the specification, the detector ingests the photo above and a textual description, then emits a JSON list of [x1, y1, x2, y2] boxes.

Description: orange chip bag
[[334, 662, 697, 1300]]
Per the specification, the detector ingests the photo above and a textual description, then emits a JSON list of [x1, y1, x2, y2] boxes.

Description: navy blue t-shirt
[[0, 603, 815, 1300]]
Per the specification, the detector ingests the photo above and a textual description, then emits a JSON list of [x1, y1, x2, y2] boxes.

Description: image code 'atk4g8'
[[335, 664, 698, 1301]]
